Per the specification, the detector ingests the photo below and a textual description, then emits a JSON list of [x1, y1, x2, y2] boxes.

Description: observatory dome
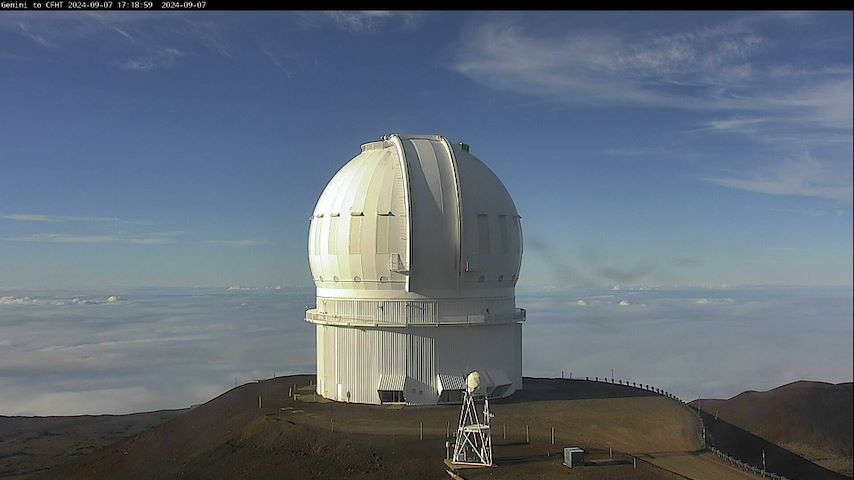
[[306, 134, 525, 405], [309, 134, 522, 301]]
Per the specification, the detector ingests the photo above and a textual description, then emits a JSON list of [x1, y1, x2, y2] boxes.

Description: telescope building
[[306, 134, 525, 405]]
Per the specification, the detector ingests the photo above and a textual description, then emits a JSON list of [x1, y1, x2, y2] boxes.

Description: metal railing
[[305, 307, 526, 327]]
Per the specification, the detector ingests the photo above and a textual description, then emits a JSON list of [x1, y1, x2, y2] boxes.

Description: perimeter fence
[[582, 375, 790, 480]]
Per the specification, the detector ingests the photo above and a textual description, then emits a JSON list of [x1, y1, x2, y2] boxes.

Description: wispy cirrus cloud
[[2, 233, 176, 245], [2, 213, 152, 225], [695, 117, 772, 132], [707, 153, 853, 202], [0, 216, 273, 247], [454, 14, 853, 129], [109, 24, 135, 42], [1, 13, 231, 71], [324, 11, 421, 33], [454, 19, 763, 109], [258, 45, 302, 76], [17, 21, 50, 47], [456, 13, 852, 207], [2, 233, 275, 247], [207, 239, 275, 247], [118, 47, 184, 71]]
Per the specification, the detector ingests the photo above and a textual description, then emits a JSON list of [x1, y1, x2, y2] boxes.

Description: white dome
[[308, 134, 522, 300]]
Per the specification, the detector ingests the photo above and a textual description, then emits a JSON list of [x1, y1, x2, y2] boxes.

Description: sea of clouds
[[0, 286, 850, 415]]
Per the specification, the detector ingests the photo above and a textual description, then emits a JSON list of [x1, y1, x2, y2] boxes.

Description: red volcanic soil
[[691, 381, 853, 477]]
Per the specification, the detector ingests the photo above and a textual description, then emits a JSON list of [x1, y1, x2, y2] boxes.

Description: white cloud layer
[[0, 287, 316, 415], [0, 295, 121, 306], [0, 296, 40, 305], [1, 286, 849, 415], [522, 286, 852, 401]]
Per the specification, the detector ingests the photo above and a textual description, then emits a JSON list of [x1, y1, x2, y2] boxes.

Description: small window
[[478, 275, 485, 283], [498, 275, 504, 282], [379, 390, 405, 403]]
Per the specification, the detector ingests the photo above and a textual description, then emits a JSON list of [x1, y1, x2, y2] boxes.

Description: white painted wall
[[315, 323, 522, 405]]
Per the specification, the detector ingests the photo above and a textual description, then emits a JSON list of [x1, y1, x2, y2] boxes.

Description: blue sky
[[1, 11, 851, 289]]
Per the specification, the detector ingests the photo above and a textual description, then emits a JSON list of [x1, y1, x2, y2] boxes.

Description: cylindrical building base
[[315, 323, 522, 405]]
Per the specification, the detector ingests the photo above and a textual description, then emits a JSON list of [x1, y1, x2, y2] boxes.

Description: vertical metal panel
[[392, 162, 409, 282], [328, 217, 339, 255], [477, 214, 490, 255], [375, 215, 390, 254], [349, 216, 362, 254], [498, 215, 509, 254], [401, 137, 461, 294], [308, 218, 321, 282], [510, 215, 521, 254], [315, 322, 521, 405], [318, 216, 334, 280]]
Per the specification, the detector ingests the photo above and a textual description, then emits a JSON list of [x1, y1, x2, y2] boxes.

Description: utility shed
[[563, 447, 585, 468]]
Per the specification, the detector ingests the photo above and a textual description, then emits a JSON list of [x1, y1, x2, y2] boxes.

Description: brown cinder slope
[[692, 381, 853, 476], [41, 376, 704, 480], [0, 410, 184, 480]]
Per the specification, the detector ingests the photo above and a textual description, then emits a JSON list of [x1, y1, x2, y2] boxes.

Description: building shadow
[[496, 378, 658, 404]]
